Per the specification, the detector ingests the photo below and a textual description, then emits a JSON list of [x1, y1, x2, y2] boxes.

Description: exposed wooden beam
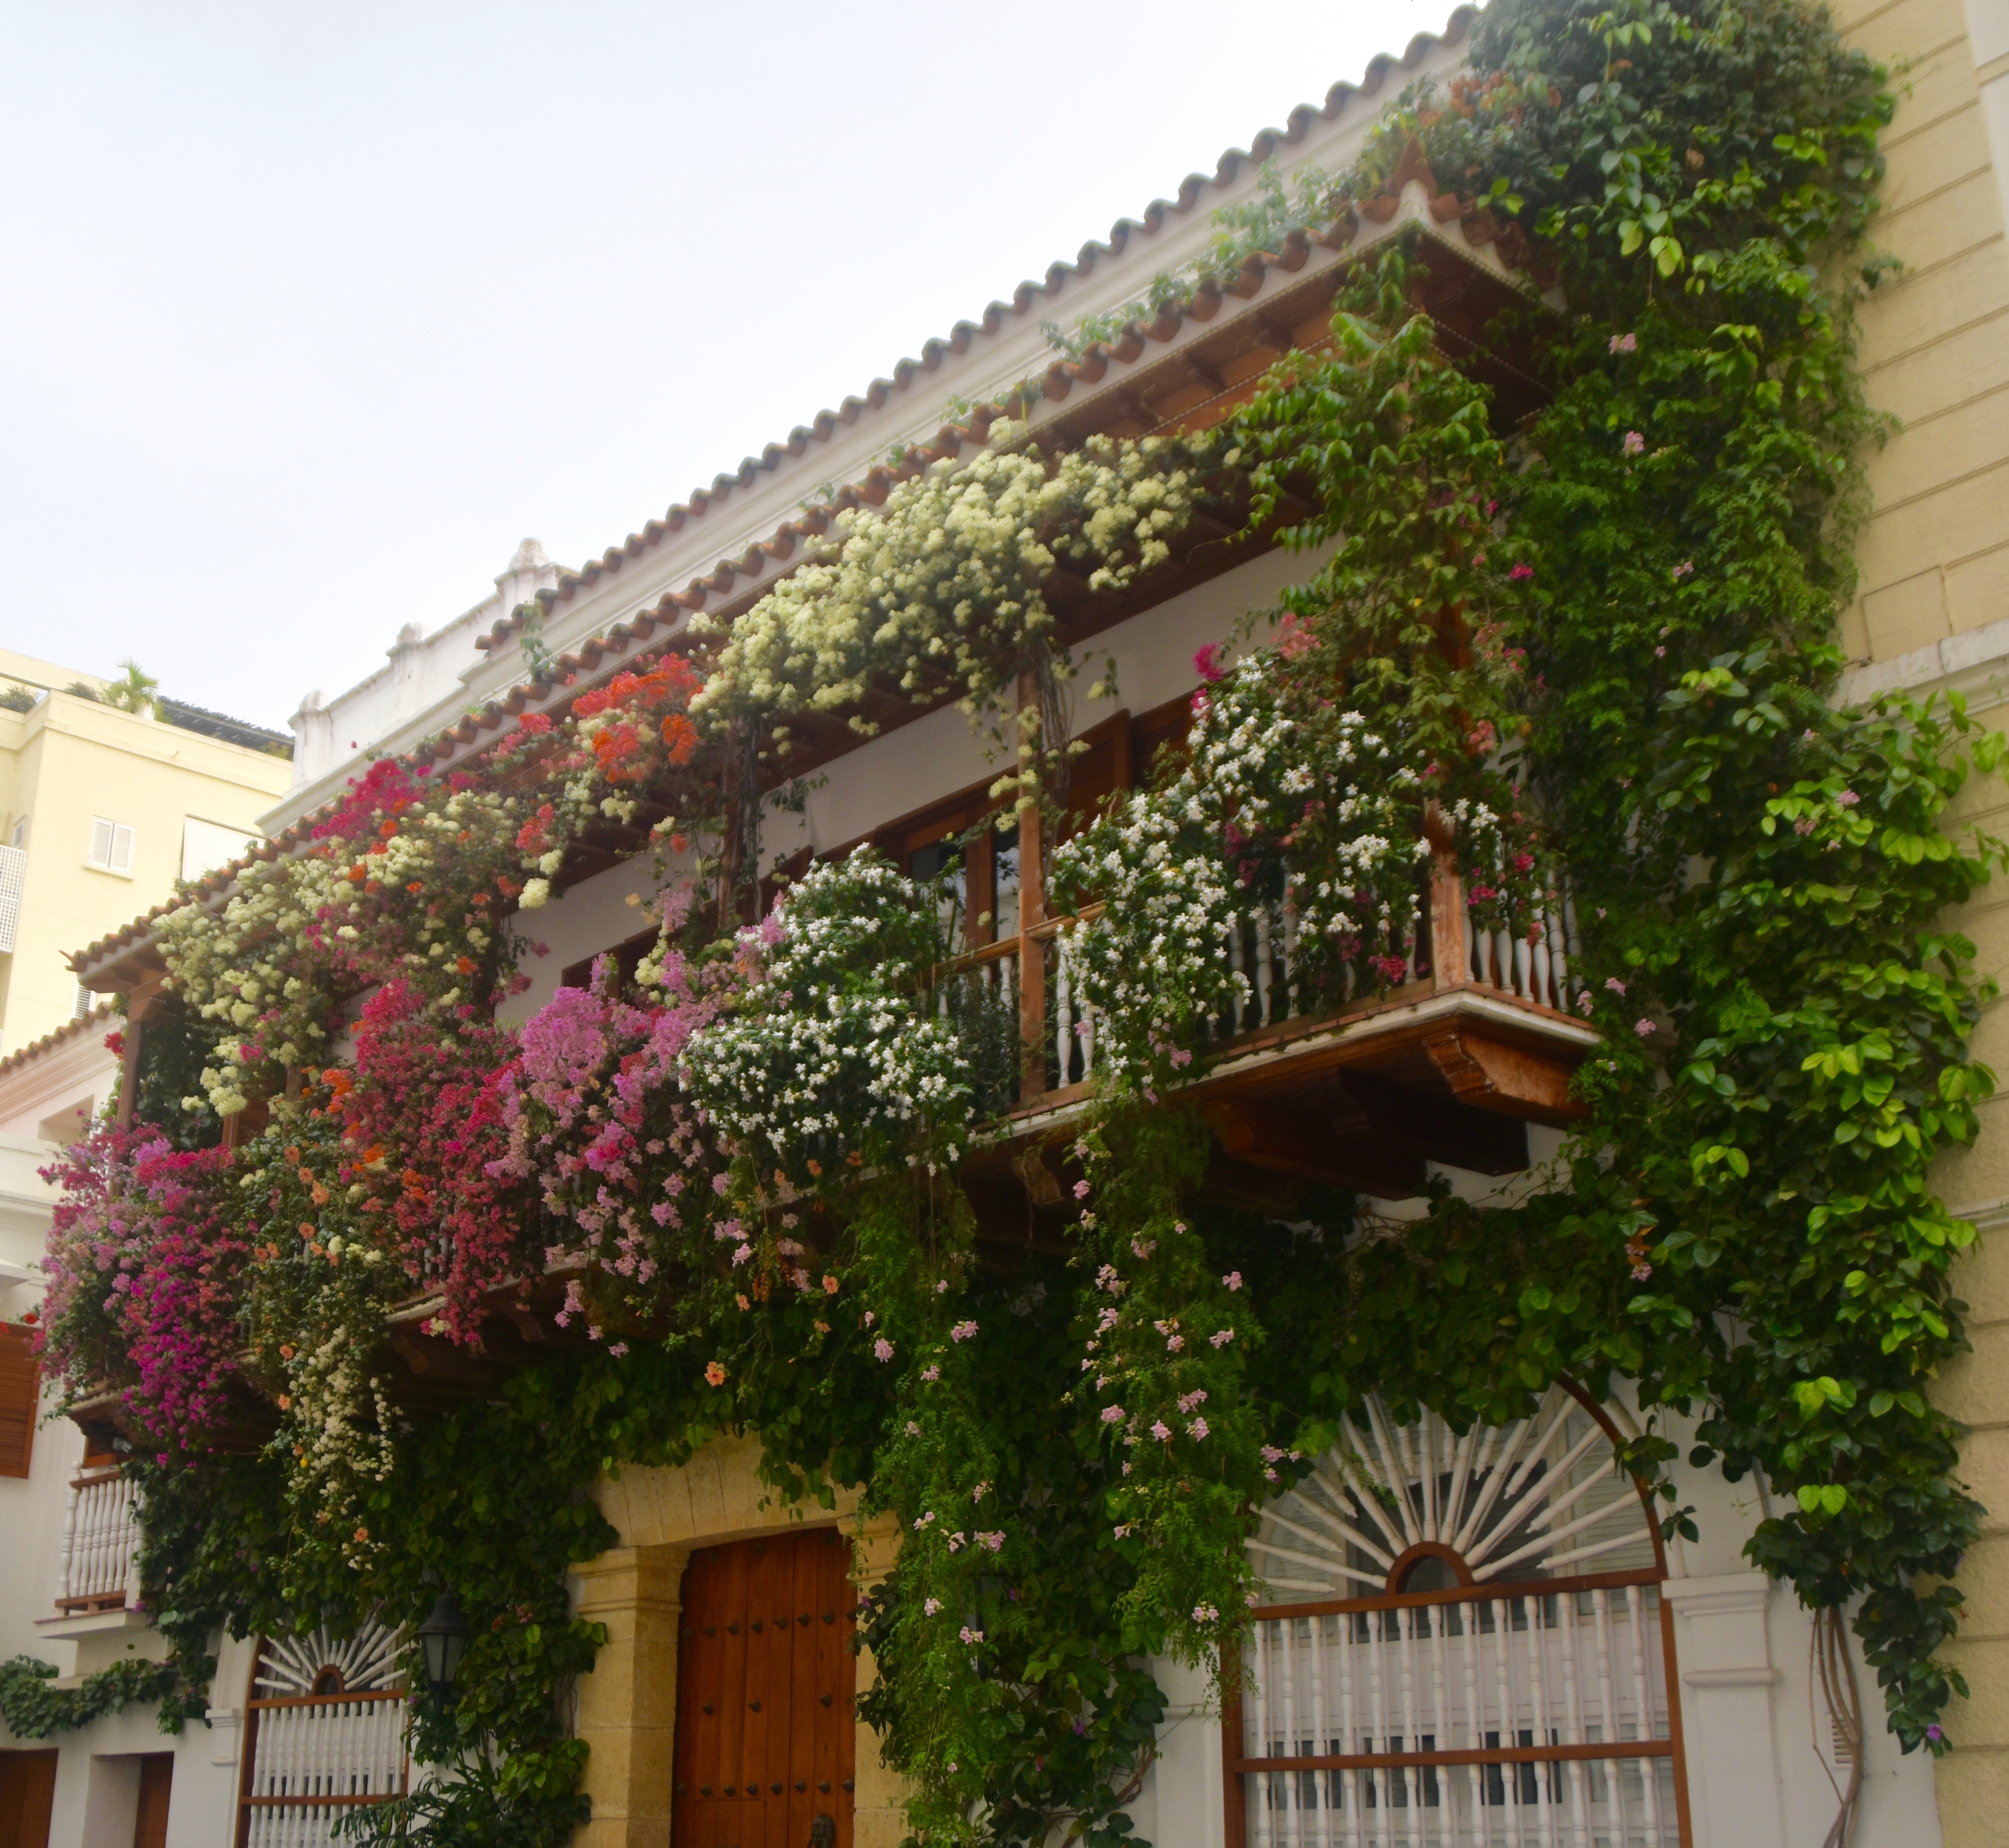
[[1420, 1026, 1586, 1126]]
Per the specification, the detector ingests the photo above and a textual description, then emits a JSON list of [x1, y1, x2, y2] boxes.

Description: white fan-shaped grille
[[253, 1614, 406, 1696], [1250, 1386, 1656, 1598]]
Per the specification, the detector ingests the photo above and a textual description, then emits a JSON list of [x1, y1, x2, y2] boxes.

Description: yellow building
[[1828, 0, 2009, 1838], [0, 647, 292, 1057]]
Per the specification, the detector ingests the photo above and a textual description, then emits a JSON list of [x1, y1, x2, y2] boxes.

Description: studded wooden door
[[674, 1529, 856, 1848]]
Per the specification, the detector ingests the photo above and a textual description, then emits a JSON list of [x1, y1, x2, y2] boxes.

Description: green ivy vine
[[42, 0, 2001, 1841], [0, 1652, 192, 1740]]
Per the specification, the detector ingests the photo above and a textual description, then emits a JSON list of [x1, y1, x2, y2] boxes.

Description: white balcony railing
[[56, 1463, 141, 1612], [930, 839, 1586, 1112]]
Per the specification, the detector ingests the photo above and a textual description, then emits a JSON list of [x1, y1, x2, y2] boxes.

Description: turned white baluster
[[1054, 938, 1075, 1085], [1254, 902, 1276, 1027]]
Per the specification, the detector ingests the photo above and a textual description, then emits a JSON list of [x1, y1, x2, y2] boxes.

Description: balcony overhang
[[977, 981, 1596, 1210]]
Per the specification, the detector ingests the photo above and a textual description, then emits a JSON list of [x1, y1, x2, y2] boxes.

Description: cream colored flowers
[[693, 422, 1208, 742]]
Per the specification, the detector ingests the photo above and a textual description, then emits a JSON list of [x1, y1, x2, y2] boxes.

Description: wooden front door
[[674, 1530, 856, 1848]]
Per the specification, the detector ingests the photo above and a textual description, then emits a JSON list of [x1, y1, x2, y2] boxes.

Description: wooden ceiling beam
[[1203, 1095, 1426, 1200]]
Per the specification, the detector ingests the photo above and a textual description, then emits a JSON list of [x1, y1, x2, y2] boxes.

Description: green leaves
[[94, 0, 1990, 1820], [0, 1653, 192, 1741], [1475, 0, 1981, 1760]]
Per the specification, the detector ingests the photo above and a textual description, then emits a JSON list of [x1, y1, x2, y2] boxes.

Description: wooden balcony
[[946, 835, 1597, 1209]]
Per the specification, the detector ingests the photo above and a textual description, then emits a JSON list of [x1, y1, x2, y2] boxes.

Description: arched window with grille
[[236, 1618, 408, 1847], [1225, 1384, 1691, 1848]]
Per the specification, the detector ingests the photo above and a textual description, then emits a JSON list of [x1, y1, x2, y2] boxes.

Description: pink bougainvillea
[[40, 1126, 245, 1452]]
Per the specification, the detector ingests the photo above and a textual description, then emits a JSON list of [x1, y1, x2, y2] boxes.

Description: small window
[[87, 817, 135, 875], [9, 817, 24, 849], [0, 1323, 39, 1477]]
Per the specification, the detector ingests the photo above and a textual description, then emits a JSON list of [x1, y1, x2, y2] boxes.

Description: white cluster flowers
[[275, 1321, 403, 1568], [682, 852, 976, 1183], [692, 422, 1207, 738], [1053, 653, 1468, 1082]]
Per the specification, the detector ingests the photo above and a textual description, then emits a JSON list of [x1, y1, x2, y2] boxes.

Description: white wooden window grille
[[1232, 1386, 1688, 1848], [0, 843, 25, 952], [87, 817, 136, 875], [238, 1619, 408, 1847]]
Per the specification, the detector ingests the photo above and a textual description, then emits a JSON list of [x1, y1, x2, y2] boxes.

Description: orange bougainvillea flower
[[456, 956, 475, 975], [660, 712, 698, 763], [407, 881, 424, 894]]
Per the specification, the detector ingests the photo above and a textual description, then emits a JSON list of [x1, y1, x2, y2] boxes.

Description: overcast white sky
[[1, 0, 1447, 730]]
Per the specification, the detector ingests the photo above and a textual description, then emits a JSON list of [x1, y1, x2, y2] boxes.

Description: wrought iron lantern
[[415, 1590, 469, 1698]]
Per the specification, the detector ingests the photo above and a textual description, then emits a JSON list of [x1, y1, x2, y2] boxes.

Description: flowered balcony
[[926, 818, 1592, 1205]]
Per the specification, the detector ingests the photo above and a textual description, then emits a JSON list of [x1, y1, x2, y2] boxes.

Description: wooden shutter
[[111, 823, 136, 874], [0, 1750, 59, 1848], [90, 816, 115, 867], [0, 1324, 40, 1477], [674, 1529, 856, 1848]]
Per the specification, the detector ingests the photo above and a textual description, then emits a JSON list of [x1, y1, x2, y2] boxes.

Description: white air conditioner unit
[[0, 844, 25, 953]]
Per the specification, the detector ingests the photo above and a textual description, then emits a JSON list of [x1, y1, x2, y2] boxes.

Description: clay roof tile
[[0, 1000, 119, 1081]]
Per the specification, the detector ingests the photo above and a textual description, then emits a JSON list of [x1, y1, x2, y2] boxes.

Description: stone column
[[844, 1512, 907, 1848], [574, 1544, 690, 1848], [1661, 1570, 1787, 1848]]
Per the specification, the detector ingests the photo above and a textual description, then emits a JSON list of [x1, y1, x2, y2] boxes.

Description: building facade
[[1832, 0, 2009, 1838], [11, 3, 2009, 1846]]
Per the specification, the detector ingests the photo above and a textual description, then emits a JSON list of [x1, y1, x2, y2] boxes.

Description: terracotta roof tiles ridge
[[0, 1002, 118, 1081], [76, 152, 1538, 987], [467, 8, 1477, 653]]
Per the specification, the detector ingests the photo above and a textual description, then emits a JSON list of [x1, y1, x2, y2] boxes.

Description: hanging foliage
[[26, 1, 2000, 1840]]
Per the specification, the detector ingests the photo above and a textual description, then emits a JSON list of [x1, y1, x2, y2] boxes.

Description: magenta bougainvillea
[[42, 1127, 245, 1454]]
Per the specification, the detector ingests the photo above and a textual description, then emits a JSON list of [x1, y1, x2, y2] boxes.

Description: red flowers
[[342, 982, 530, 1344], [311, 758, 426, 843]]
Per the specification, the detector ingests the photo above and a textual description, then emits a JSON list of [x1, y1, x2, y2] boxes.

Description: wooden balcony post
[[57, 1472, 82, 1606], [1425, 802, 1469, 989], [115, 1021, 145, 1128], [1015, 670, 1049, 1103], [114, 970, 167, 1128]]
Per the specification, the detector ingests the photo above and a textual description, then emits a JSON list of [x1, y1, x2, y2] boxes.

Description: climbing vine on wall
[[29, 0, 1999, 1840]]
